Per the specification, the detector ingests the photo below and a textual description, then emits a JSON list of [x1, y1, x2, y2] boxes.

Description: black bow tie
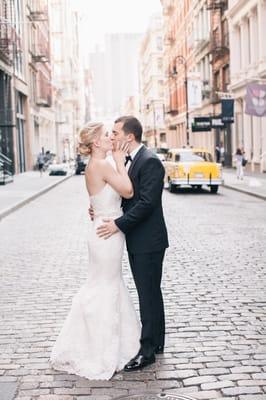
[[125, 155, 132, 166]]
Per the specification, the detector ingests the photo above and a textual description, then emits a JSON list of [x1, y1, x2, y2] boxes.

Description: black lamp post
[[173, 55, 189, 146], [146, 101, 158, 148]]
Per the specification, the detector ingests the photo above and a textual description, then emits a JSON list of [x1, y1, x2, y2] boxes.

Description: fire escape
[[165, 64, 178, 117], [206, 0, 228, 11], [209, 28, 229, 62], [36, 72, 52, 107], [207, 0, 229, 103], [28, 2, 51, 107], [207, 0, 232, 167], [162, 0, 174, 17], [0, 1, 12, 64], [28, 0, 48, 22]]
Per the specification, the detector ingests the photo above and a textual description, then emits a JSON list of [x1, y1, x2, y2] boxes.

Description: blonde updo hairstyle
[[78, 122, 104, 156]]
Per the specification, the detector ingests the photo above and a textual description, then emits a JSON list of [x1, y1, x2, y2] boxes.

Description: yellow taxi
[[164, 148, 223, 193]]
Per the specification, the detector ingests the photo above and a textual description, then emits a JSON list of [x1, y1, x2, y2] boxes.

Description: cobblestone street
[[0, 176, 266, 400]]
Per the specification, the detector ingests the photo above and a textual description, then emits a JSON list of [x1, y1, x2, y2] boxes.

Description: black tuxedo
[[115, 145, 168, 358]]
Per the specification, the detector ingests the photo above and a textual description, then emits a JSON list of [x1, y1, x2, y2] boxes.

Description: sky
[[75, 0, 162, 52]]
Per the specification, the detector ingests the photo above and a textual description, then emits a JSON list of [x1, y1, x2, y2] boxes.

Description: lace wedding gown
[[50, 183, 140, 380]]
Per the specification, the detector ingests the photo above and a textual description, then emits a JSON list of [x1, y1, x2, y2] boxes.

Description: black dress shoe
[[155, 345, 164, 354], [124, 353, 155, 371]]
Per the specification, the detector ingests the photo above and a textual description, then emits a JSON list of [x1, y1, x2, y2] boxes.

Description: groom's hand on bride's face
[[97, 219, 119, 239], [88, 205, 94, 221]]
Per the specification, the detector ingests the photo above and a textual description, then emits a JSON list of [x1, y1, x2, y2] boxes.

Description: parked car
[[48, 162, 68, 176], [75, 155, 89, 175], [150, 147, 169, 162], [164, 148, 223, 193]]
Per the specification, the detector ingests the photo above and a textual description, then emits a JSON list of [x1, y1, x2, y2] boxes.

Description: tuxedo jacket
[[115, 146, 169, 254]]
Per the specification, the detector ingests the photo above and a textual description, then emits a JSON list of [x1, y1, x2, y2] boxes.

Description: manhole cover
[[114, 394, 196, 400]]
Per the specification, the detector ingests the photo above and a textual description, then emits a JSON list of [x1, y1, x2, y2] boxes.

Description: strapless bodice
[[90, 184, 122, 219]]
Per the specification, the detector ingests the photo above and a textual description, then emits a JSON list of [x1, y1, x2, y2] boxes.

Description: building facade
[[190, 0, 213, 152], [27, 0, 55, 167], [0, 0, 85, 179], [161, 0, 196, 148], [208, 0, 231, 165], [160, 0, 233, 163], [49, 0, 85, 162], [189, 0, 231, 164], [139, 14, 166, 148], [228, 0, 266, 172], [0, 0, 32, 175]]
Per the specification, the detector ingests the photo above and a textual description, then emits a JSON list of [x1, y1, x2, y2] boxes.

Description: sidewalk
[[222, 168, 266, 200], [0, 170, 73, 221]]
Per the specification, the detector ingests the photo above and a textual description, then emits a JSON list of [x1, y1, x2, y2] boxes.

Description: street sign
[[191, 116, 211, 132], [245, 83, 266, 116], [211, 116, 225, 128], [221, 99, 234, 123], [188, 79, 202, 110]]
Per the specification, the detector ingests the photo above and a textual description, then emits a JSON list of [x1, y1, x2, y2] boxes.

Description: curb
[[222, 183, 266, 201], [0, 174, 73, 222]]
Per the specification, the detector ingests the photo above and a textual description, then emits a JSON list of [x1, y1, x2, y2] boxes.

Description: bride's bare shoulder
[[86, 159, 112, 174]]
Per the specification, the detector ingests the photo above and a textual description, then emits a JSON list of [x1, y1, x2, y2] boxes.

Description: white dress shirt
[[126, 144, 143, 170]]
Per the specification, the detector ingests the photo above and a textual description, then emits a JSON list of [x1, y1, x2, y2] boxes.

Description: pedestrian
[[220, 142, 225, 166], [241, 148, 248, 168], [215, 144, 221, 163], [235, 148, 244, 180], [37, 152, 45, 177]]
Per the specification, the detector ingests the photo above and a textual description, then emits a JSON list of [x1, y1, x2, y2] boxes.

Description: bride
[[50, 122, 140, 380]]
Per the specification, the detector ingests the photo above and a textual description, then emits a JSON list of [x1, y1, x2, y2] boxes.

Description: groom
[[96, 115, 169, 371]]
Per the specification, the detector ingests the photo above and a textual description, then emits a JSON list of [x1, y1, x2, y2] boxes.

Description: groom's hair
[[115, 115, 142, 143]]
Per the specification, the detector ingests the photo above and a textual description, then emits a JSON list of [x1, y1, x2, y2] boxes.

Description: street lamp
[[146, 102, 158, 148], [152, 104, 158, 148], [173, 55, 190, 146]]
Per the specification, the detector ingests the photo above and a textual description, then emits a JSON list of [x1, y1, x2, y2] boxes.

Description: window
[[222, 19, 229, 48], [158, 80, 164, 98], [157, 37, 163, 51], [214, 71, 221, 91], [14, 0, 24, 77], [16, 92, 26, 172], [166, 152, 172, 161], [160, 132, 166, 142], [223, 65, 230, 91], [157, 58, 163, 72]]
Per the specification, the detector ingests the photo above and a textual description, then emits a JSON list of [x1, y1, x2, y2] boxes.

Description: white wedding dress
[[50, 182, 140, 380]]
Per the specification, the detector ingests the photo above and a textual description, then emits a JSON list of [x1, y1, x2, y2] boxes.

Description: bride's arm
[[101, 143, 133, 199]]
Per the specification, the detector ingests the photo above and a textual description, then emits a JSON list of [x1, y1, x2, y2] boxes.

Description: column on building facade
[[229, 24, 241, 79], [248, 9, 258, 65], [258, 0, 266, 60], [243, 103, 252, 159], [252, 116, 262, 163], [261, 117, 266, 171], [199, 8, 203, 40], [234, 98, 244, 151], [244, 17, 251, 67], [239, 20, 248, 71]]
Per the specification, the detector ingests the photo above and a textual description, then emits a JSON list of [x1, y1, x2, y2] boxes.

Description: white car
[[156, 153, 166, 162], [48, 163, 69, 176]]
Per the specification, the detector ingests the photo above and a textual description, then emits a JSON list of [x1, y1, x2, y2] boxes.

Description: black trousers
[[128, 249, 165, 358]]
